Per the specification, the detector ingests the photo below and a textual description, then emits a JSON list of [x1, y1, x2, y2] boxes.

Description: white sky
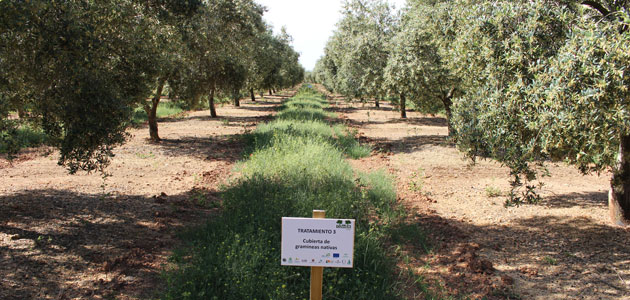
[[257, 0, 407, 71]]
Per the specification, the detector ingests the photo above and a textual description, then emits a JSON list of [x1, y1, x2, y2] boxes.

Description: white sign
[[281, 217, 355, 268]]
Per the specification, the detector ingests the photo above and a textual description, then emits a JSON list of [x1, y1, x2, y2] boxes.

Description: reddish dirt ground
[[0, 92, 292, 300], [331, 97, 630, 299]]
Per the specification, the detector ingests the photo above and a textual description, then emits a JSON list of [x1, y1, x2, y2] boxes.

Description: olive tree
[[243, 27, 276, 102], [169, 0, 265, 118], [525, 7, 630, 225], [447, 0, 630, 225], [385, 1, 460, 125], [313, 45, 341, 93], [0, 0, 302, 172], [0, 0, 160, 173], [319, 0, 397, 108], [276, 32, 304, 90], [137, 1, 201, 142], [258, 28, 303, 94]]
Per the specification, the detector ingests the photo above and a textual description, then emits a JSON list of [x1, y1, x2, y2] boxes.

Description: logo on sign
[[336, 220, 352, 229]]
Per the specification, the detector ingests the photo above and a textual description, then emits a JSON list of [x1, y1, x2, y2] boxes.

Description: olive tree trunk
[[192, 93, 201, 109], [609, 134, 630, 226], [399, 93, 407, 119], [441, 96, 453, 137], [145, 78, 166, 142], [233, 92, 240, 107], [250, 88, 256, 102], [17, 107, 26, 119], [375, 99, 380, 108], [269, 89, 272, 96], [209, 87, 217, 118]]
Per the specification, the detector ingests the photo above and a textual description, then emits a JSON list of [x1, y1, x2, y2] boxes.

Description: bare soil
[[0, 93, 291, 300], [332, 98, 630, 299]]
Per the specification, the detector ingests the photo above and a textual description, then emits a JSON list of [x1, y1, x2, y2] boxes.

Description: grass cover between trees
[[160, 87, 414, 299], [131, 102, 185, 125]]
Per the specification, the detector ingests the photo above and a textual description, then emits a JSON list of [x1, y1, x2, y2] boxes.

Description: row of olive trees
[[0, 0, 304, 173], [313, 0, 460, 130], [315, 0, 630, 226], [313, 0, 396, 110]]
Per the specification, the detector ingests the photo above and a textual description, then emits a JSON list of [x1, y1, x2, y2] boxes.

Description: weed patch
[[485, 186, 502, 198]]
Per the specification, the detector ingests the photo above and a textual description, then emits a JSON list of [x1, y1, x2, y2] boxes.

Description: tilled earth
[[0, 93, 290, 300]]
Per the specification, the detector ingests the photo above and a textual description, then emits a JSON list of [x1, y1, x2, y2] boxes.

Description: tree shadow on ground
[[361, 135, 454, 154], [404, 210, 630, 299], [328, 104, 395, 114], [267, 94, 292, 99], [326, 105, 362, 113], [158, 134, 245, 162], [234, 100, 283, 113], [133, 99, 282, 127], [0, 189, 218, 300], [331, 110, 448, 128], [384, 116, 448, 127], [183, 114, 273, 125], [543, 191, 608, 209]]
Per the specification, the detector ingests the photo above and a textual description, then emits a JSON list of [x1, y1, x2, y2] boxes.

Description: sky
[[257, 0, 407, 71]]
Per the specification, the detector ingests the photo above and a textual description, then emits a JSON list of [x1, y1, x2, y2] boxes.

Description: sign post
[[310, 210, 325, 300], [281, 211, 355, 300]]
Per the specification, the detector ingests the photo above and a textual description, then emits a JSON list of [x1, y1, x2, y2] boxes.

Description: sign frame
[[281, 216, 356, 269]]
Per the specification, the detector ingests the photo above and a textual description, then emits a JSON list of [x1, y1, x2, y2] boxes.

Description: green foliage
[[445, 0, 573, 198], [315, 0, 397, 100], [0, 0, 304, 172], [543, 256, 558, 266], [526, 14, 630, 173], [161, 87, 404, 300], [0, 123, 48, 154], [316, 0, 630, 219], [258, 27, 305, 93], [0, 0, 163, 172], [446, 0, 630, 207], [384, 0, 459, 130], [168, 0, 264, 104]]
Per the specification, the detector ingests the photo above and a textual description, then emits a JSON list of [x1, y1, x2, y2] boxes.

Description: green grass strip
[[161, 86, 409, 300]]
